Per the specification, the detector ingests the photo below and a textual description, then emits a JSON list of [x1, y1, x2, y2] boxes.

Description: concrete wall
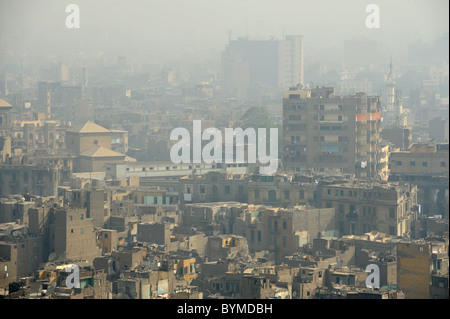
[[397, 242, 432, 299]]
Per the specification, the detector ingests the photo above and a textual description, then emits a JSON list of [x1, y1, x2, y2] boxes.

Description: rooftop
[[67, 121, 111, 134], [0, 98, 13, 109]]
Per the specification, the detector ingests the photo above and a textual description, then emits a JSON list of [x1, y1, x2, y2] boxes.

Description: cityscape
[[0, 0, 448, 304]]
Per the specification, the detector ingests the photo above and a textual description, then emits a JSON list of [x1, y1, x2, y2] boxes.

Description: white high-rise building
[[279, 35, 304, 90]]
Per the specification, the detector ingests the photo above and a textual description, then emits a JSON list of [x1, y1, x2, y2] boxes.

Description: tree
[[241, 106, 272, 130]]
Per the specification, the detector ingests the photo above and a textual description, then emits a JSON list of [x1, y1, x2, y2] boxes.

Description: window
[[200, 185, 206, 194], [441, 161, 446, 167], [283, 220, 287, 230], [225, 185, 230, 194], [422, 162, 428, 167], [284, 190, 290, 199], [250, 230, 255, 242], [397, 161, 402, 166], [80, 228, 84, 235], [257, 231, 261, 242], [410, 161, 415, 166], [388, 226, 396, 235], [389, 207, 395, 219], [299, 190, 305, 200], [104, 233, 108, 239], [69, 215, 72, 221], [254, 189, 260, 199], [80, 214, 84, 220]]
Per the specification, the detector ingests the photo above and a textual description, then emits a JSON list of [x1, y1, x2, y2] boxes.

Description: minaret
[[395, 90, 406, 127], [385, 58, 395, 124], [46, 90, 51, 119], [82, 67, 88, 88]]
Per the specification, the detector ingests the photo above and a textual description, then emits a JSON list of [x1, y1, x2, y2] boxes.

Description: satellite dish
[[45, 282, 56, 296], [29, 282, 42, 294], [120, 273, 124, 278], [48, 252, 56, 262]]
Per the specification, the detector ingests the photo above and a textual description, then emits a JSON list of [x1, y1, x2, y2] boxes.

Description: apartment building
[[282, 86, 385, 178], [389, 143, 449, 217], [0, 164, 60, 197], [317, 180, 419, 237], [247, 174, 316, 207], [53, 208, 102, 263], [397, 240, 449, 299]]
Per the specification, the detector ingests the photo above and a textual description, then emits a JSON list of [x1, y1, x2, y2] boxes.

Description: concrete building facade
[[282, 87, 385, 178]]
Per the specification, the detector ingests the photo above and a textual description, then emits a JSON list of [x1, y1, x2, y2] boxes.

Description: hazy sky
[[0, 0, 448, 63]]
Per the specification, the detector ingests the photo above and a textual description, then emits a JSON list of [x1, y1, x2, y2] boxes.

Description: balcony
[[346, 212, 358, 220]]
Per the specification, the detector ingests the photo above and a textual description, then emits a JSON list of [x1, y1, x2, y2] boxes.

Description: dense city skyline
[[0, 0, 448, 304]]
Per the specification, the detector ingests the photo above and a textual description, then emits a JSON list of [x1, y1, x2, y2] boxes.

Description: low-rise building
[[317, 180, 419, 237]]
